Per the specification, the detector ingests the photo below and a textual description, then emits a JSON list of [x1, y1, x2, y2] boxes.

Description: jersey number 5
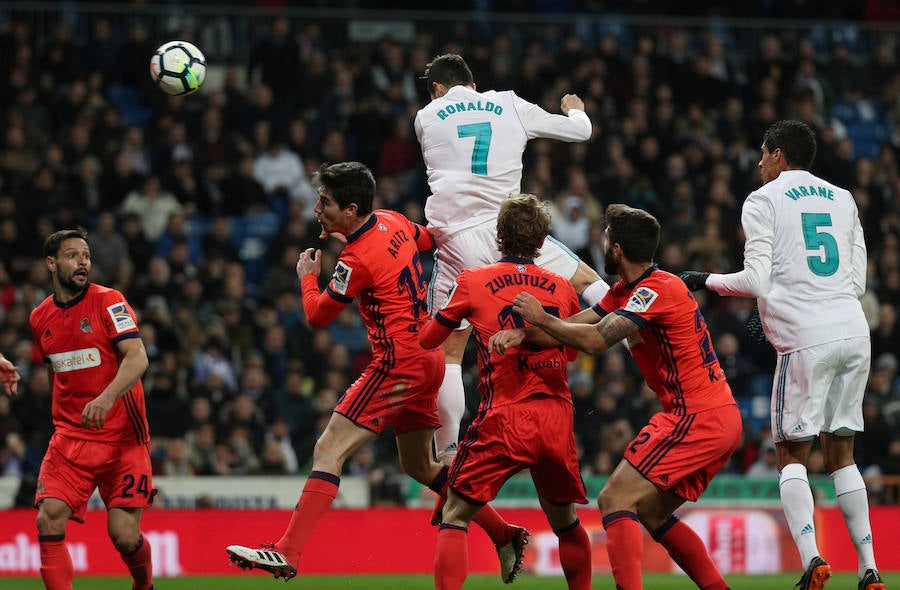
[[457, 122, 492, 176], [801, 212, 839, 277]]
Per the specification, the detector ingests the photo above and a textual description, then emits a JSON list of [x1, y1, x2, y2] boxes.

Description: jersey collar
[[53, 283, 90, 309], [346, 213, 378, 244], [623, 264, 658, 290], [499, 256, 534, 265]]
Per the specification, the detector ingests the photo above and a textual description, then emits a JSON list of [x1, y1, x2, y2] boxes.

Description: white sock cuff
[[581, 279, 609, 305], [780, 462, 809, 484], [443, 363, 462, 377], [830, 464, 867, 495]]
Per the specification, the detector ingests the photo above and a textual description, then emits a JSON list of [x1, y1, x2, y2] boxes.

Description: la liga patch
[[624, 287, 658, 313]]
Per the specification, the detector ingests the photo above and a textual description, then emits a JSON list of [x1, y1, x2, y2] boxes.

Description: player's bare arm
[[490, 306, 601, 354], [0, 353, 20, 396], [512, 291, 626, 355], [594, 313, 641, 349], [82, 337, 149, 430]]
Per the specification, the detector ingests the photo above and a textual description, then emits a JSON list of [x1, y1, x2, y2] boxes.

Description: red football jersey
[[305, 210, 432, 359], [434, 258, 581, 412], [594, 265, 734, 415], [30, 283, 149, 444]]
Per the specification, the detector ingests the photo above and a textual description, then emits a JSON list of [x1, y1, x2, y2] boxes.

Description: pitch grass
[[4, 573, 899, 589]]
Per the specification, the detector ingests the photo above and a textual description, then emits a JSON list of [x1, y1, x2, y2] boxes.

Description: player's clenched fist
[[82, 392, 115, 430], [296, 248, 322, 278], [488, 329, 525, 355]]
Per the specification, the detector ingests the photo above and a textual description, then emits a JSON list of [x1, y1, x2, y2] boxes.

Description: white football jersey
[[414, 85, 591, 238], [707, 169, 868, 353]]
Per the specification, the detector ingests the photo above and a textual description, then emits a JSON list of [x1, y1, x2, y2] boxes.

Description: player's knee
[[400, 456, 434, 485], [35, 502, 68, 534], [109, 529, 140, 553]]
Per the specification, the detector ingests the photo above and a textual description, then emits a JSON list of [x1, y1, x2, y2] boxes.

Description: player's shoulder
[[88, 282, 126, 302], [29, 294, 56, 322]]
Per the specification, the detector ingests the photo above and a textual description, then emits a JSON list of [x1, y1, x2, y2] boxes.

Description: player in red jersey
[[26, 229, 155, 590], [226, 162, 522, 582], [420, 194, 592, 590], [491, 204, 740, 590]]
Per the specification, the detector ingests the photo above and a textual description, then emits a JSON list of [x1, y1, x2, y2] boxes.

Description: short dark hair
[[496, 194, 550, 259], [313, 162, 376, 216], [763, 120, 817, 169], [43, 228, 88, 258], [422, 54, 474, 93], [605, 204, 660, 263]]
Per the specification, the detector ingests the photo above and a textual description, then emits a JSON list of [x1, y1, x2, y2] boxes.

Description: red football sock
[[652, 516, 728, 590], [555, 519, 592, 590], [603, 511, 644, 590], [472, 503, 515, 546], [275, 471, 339, 564], [435, 525, 469, 590], [121, 534, 153, 590], [39, 534, 73, 590]]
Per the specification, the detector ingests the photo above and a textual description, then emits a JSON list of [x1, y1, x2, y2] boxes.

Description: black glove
[[679, 271, 710, 292], [746, 306, 769, 344]]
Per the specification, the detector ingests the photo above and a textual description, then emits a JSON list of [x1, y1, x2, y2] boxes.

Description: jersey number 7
[[457, 122, 492, 176]]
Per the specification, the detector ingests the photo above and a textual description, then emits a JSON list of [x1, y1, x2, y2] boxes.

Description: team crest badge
[[80, 318, 92, 333], [516, 264, 526, 273]]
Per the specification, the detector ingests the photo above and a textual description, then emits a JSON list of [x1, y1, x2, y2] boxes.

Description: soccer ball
[[150, 41, 207, 96]]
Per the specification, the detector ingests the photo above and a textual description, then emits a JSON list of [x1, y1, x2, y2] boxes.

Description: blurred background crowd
[[0, 1, 899, 506]]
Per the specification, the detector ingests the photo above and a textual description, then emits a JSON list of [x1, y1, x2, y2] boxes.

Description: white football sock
[[580, 278, 610, 306], [434, 363, 464, 463], [831, 464, 877, 577], [780, 462, 821, 568]]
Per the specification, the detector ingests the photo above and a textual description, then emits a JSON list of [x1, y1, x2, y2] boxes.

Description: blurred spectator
[[121, 175, 183, 241]]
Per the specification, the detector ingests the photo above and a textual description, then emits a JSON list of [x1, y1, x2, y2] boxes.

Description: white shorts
[[770, 337, 870, 442], [428, 222, 581, 327]]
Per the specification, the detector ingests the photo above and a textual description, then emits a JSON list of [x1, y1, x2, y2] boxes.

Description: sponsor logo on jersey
[[47, 348, 101, 372], [624, 287, 658, 313], [79, 318, 92, 333], [332, 262, 353, 295], [106, 303, 136, 333]]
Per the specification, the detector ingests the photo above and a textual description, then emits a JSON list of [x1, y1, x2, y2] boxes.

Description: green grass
[[4, 573, 899, 589]]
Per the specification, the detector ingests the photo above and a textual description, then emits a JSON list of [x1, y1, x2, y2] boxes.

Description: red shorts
[[35, 433, 157, 522], [335, 348, 444, 435], [449, 395, 588, 506], [625, 404, 741, 502]]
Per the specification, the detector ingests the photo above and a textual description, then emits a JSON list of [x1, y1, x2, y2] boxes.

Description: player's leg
[[774, 345, 834, 588], [597, 459, 662, 590], [108, 507, 153, 590], [539, 499, 591, 590], [228, 412, 375, 577], [641, 491, 729, 590], [822, 433, 881, 585], [35, 435, 97, 590], [435, 326, 471, 463], [434, 489, 481, 590], [35, 498, 74, 590], [821, 338, 881, 587]]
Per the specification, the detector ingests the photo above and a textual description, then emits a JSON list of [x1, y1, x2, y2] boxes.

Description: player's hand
[[0, 355, 20, 396], [489, 329, 525, 355], [296, 248, 322, 278], [319, 228, 348, 243], [511, 292, 547, 326], [560, 94, 585, 115], [82, 392, 116, 430], [679, 271, 710, 292], [746, 306, 769, 344]]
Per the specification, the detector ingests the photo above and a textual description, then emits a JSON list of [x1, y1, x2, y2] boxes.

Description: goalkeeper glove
[[678, 271, 710, 292]]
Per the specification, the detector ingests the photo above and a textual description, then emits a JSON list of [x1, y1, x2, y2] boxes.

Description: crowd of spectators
[[1, 5, 899, 506]]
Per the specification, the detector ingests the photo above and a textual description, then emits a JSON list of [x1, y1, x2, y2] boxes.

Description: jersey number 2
[[457, 122, 492, 176], [801, 213, 839, 276]]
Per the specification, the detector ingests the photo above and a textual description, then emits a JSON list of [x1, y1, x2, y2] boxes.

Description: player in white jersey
[[680, 120, 884, 590], [415, 54, 610, 468]]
